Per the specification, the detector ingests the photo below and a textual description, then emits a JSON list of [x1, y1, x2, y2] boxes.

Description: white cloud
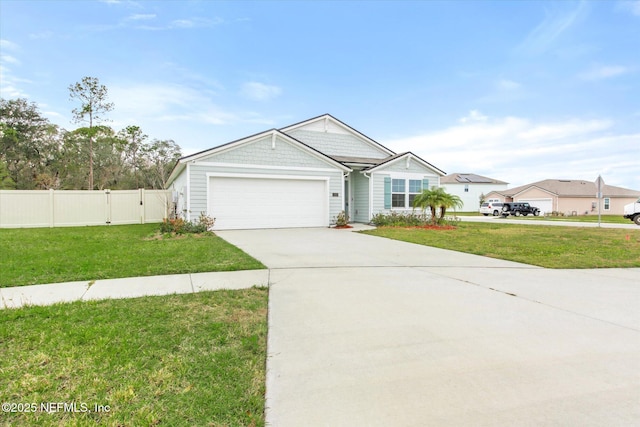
[[497, 79, 521, 91], [125, 14, 156, 21], [122, 16, 221, 31], [617, 1, 640, 16], [517, 2, 588, 55], [99, 0, 142, 7], [0, 55, 20, 65], [168, 17, 221, 29], [578, 65, 631, 80], [240, 82, 282, 101], [29, 31, 55, 40], [0, 39, 19, 50], [458, 110, 488, 124], [0, 44, 30, 99], [516, 119, 612, 140], [386, 114, 639, 189], [108, 82, 236, 125]]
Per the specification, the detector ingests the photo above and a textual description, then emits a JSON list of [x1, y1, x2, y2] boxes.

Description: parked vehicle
[[623, 198, 640, 225], [479, 202, 503, 216], [501, 202, 540, 217]]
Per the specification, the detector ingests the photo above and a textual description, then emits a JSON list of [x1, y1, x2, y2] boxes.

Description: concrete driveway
[[217, 227, 640, 427]]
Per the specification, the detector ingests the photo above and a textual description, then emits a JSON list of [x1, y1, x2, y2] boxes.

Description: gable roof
[[166, 128, 351, 185], [166, 114, 447, 187], [496, 179, 640, 198], [363, 152, 446, 176], [280, 114, 395, 157], [441, 173, 508, 185]]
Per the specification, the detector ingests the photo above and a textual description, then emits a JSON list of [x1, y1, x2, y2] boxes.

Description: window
[[409, 179, 422, 206], [391, 178, 422, 208], [604, 198, 610, 210], [391, 179, 405, 207], [464, 184, 469, 193]]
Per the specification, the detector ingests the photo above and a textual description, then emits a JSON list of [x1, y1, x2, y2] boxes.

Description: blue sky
[[1, 0, 639, 189]]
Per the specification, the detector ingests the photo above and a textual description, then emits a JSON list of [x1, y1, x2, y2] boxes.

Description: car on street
[[480, 202, 504, 216], [501, 202, 540, 217]]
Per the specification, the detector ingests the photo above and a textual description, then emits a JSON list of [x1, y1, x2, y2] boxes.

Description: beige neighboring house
[[485, 179, 640, 216], [440, 173, 509, 212]]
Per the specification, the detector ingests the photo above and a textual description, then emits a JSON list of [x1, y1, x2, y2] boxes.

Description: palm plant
[[413, 187, 462, 224], [412, 187, 444, 224], [439, 191, 464, 219]]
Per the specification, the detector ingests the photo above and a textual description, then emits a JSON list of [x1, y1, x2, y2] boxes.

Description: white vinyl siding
[[352, 172, 370, 223], [285, 129, 389, 159]]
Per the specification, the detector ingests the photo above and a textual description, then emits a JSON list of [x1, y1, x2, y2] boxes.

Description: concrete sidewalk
[[0, 269, 269, 309]]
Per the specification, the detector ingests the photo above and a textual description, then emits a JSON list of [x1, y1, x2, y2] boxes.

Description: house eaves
[[363, 152, 446, 176], [165, 128, 351, 188], [166, 128, 283, 187]]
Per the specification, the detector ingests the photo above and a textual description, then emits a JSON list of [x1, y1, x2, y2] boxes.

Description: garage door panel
[[209, 177, 328, 230]]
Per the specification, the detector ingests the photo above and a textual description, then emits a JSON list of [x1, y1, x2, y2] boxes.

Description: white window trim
[[603, 197, 611, 211], [390, 173, 425, 210]]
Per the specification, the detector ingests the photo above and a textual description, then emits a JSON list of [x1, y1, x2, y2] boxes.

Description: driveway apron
[[217, 227, 640, 427]]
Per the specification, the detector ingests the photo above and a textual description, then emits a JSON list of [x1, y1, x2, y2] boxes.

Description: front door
[[344, 175, 350, 220]]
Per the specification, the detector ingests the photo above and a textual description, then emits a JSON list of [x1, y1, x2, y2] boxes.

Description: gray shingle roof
[[441, 173, 508, 185], [499, 179, 640, 198]]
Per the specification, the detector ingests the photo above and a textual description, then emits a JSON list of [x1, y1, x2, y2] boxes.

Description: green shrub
[[370, 211, 431, 227], [370, 211, 460, 227], [160, 213, 216, 234], [160, 217, 186, 234], [334, 210, 349, 227]]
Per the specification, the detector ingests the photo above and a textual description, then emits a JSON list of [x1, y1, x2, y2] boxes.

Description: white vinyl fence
[[0, 189, 171, 228]]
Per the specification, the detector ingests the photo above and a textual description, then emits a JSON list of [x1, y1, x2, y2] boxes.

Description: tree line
[[0, 77, 181, 190]]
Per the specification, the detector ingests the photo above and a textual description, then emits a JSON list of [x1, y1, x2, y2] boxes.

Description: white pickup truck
[[623, 198, 640, 225]]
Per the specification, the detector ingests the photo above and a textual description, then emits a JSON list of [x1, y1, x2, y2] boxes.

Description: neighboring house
[[485, 179, 640, 216], [440, 173, 509, 212], [166, 114, 446, 229]]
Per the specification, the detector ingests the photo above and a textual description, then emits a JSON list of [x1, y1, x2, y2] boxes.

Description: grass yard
[[502, 214, 631, 224], [0, 224, 265, 288], [361, 222, 640, 268], [457, 212, 630, 223], [0, 287, 268, 427]]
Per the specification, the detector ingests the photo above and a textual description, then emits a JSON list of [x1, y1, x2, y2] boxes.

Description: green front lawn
[[362, 222, 640, 268], [0, 224, 265, 288], [502, 214, 631, 224], [459, 212, 630, 223], [0, 288, 268, 426]]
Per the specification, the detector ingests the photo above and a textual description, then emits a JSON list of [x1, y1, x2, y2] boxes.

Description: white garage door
[[517, 198, 553, 215], [209, 176, 329, 230]]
